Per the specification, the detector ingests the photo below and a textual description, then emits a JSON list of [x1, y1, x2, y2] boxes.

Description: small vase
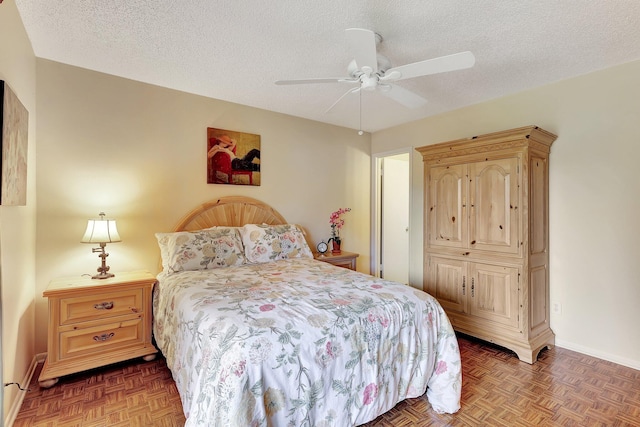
[[331, 238, 341, 254]]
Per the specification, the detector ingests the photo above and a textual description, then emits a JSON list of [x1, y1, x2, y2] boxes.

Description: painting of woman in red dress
[[207, 128, 261, 185]]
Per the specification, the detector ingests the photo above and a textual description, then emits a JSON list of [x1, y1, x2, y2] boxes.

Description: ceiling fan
[[275, 28, 476, 119]]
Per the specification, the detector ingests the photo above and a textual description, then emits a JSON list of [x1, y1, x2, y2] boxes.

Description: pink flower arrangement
[[329, 207, 351, 239]]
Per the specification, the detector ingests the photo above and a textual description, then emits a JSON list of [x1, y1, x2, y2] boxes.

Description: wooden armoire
[[416, 126, 556, 363]]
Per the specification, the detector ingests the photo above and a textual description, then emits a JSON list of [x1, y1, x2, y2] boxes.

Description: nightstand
[[38, 270, 158, 388], [314, 251, 359, 271]]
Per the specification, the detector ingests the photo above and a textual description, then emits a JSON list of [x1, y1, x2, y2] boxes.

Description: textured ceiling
[[14, 1, 640, 133]]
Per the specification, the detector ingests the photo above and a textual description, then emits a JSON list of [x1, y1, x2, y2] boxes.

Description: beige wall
[[372, 60, 640, 369], [0, 0, 37, 421], [35, 59, 372, 354]]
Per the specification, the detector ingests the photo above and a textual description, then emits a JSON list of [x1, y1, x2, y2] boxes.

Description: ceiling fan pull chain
[[358, 89, 363, 135]]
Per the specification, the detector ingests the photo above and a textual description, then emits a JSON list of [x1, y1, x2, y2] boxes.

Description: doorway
[[372, 150, 411, 284]]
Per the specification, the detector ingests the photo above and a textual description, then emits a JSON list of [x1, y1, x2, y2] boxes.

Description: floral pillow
[[156, 227, 246, 274], [241, 223, 313, 263]]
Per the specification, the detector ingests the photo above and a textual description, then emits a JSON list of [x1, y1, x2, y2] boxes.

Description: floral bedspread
[[153, 258, 461, 426]]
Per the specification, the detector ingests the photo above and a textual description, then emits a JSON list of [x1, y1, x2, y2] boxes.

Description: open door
[[374, 151, 410, 284]]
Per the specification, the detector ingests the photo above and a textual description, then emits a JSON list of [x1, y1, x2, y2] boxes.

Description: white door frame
[[370, 147, 413, 279]]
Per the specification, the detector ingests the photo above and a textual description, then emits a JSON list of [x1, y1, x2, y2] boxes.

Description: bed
[[152, 196, 461, 426]]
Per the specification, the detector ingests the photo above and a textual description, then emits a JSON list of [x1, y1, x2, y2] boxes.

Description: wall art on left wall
[[206, 127, 261, 186], [0, 80, 29, 205]]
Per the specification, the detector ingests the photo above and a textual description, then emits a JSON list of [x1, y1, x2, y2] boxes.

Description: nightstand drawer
[[59, 288, 144, 325], [314, 251, 359, 271], [60, 317, 144, 360], [330, 259, 355, 269]]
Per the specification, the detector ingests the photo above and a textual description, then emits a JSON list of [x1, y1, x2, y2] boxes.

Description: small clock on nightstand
[[316, 241, 329, 256]]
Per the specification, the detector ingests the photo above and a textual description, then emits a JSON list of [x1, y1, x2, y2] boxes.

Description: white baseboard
[[4, 355, 41, 427], [556, 339, 640, 371]]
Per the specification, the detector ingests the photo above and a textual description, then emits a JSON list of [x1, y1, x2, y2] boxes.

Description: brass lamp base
[[92, 271, 115, 280], [92, 243, 115, 280]]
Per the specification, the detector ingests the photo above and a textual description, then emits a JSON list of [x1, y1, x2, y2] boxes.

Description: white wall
[[372, 60, 640, 369], [35, 59, 371, 354], [0, 0, 37, 421]]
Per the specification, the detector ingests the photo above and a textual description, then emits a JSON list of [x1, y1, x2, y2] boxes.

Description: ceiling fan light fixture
[[360, 74, 378, 91]]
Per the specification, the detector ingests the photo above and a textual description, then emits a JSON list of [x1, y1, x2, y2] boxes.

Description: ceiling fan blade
[[385, 51, 475, 81], [380, 84, 428, 108], [275, 77, 357, 85], [325, 87, 360, 113], [345, 28, 378, 73]]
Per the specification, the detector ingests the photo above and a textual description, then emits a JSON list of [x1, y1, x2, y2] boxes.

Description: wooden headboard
[[172, 196, 288, 231]]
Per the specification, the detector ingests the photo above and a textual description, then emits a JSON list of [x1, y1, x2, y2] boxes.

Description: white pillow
[[240, 223, 313, 263], [156, 227, 246, 274]]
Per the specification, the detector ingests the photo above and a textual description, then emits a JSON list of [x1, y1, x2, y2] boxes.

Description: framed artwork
[[207, 127, 261, 186], [0, 80, 29, 206]]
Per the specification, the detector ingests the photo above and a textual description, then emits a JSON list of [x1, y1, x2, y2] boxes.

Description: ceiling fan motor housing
[[348, 54, 392, 90], [348, 54, 391, 77]]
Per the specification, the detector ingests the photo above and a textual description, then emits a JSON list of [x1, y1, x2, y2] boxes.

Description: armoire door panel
[[428, 164, 466, 249], [468, 158, 519, 254], [426, 256, 466, 314], [468, 263, 519, 329]]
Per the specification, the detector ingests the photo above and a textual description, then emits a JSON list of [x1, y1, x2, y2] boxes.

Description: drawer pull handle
[[94, 302, 114, 310], [93, 332, 115, 342]]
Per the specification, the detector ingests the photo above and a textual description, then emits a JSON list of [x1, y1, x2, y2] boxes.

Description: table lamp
[[81, 212, 121, 279]]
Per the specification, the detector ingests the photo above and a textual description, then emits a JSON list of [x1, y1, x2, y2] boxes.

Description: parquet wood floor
[[13, 335, 640, 426]]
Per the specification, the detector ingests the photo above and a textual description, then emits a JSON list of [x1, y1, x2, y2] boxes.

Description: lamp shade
[[81, 212, 121, 244]]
